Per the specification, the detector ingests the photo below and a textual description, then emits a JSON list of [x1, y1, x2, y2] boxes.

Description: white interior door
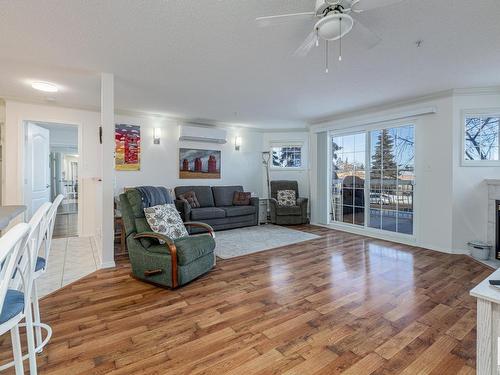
[[25, 123, 51, 218]]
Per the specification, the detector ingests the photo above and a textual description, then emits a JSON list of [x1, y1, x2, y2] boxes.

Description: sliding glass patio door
[[330, 124, 415, 236], [331, 133, 366, 226]]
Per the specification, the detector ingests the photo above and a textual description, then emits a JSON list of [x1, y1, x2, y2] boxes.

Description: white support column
[[100, 73, 116, 268]]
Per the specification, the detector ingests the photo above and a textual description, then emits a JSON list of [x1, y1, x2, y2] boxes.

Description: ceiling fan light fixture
[[314, 13, 353, 41]]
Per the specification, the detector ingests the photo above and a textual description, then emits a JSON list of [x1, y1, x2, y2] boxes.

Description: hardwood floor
[[0, 225, 490, 374]]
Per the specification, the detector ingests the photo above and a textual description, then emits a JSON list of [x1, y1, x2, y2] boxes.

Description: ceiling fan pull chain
[[325, 40, 329, 73], [339, 17, 343, 61]]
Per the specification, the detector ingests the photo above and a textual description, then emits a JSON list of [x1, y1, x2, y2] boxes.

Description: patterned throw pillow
[[277, 190, 296, 207], [233, 191, 251, 206], [177, 191, 200, 208], [144, 204, 189, 242]]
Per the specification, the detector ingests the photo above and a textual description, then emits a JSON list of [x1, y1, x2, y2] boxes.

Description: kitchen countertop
[[470, 267, 500, 304], [0, 205, 27, 230]]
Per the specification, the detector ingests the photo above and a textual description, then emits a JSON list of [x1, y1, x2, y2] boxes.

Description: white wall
[[451, 92, 500, 253], [310, 94, 456, 253], [309, 89, 500, 255], [2, 100, 265, 243], [0, 100, 5, 205], [261, 132, 310, 201], [3, 100, 100, 238], [45, 125, 78, 149], [113, 115, 264, 196]]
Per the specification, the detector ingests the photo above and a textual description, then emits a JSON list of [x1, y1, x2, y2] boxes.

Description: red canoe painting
[[179, 148, 221, 179]]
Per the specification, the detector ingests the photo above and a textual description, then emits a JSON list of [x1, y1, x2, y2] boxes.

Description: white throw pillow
[[144, 204, 189, 242], [277, 190, 296, 207]]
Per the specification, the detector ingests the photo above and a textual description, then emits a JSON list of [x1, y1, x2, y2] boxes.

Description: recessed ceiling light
[[31, 81, 59, 93]]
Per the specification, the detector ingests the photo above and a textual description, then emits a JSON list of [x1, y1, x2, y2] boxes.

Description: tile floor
[[37, 236, 99, 297]]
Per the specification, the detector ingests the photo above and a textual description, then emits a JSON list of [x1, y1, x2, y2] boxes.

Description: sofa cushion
[[221, 206, 256, 217], [126, 189, 145, 217], [135, 217, 156, 248], [233, 191, 251, 206], [276, 205, 302, 216], [144, 204, 189, 241], [175, 186, 214, 207], [191, 207, 226, 220], [177, 191, 201, 208], [146, 234, 215, 266], [212, 186, 243, 207], [0, 290, 24, 324], [277, 190, 296, 207]]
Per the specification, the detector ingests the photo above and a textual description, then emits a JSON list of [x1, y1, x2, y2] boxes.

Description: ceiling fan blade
[[256, 12, 315, 28], [293, 31, 318, 57], [353, 0, 405, 12], [351, 15, 381, 49]]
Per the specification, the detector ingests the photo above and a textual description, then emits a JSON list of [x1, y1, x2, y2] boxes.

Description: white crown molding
[[309, 86, 500, 127], [259, 127, 310, 134], [0, 95, 307, 132], [452, 86, 500, 96], [310, 106, 437, 133], [309, 89, 452, 126]]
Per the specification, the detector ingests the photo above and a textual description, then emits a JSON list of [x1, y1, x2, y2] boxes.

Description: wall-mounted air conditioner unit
[[179, 125, 227, 144]]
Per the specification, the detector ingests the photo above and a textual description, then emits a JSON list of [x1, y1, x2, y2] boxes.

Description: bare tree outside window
[[271, 146, 302, 168], [464, 116, 500, 161]]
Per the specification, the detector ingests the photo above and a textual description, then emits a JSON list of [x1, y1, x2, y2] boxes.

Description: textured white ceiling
[[0, 0, 499, 128]]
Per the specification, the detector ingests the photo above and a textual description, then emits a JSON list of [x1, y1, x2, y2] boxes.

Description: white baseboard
[[100, 261, 116, 269], [310, 222, 457, 255]]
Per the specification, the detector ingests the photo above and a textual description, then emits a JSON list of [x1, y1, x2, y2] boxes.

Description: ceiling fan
[[256, 0, 405, 72]]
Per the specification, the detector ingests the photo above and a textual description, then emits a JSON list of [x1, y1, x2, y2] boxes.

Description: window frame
[[269, 142, 304, 170], [461, 109, 500, 167], [327, 118, 417, 241]]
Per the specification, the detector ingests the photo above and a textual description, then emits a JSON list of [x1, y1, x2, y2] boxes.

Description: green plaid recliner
[[120, 189, 216, 288]]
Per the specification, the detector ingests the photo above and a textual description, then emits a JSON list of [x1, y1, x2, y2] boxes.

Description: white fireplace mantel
[[485, 180, 500, 257]]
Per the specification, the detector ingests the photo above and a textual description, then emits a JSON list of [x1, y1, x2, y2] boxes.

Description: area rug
[[214, 224, 320, 259]]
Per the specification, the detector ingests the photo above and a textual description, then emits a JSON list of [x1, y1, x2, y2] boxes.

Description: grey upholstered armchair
[[269, 180, 309, 225]]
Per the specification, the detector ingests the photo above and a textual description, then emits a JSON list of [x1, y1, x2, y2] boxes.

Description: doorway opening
[[23, 121, 98, 296], [24, 121, 79, 237]]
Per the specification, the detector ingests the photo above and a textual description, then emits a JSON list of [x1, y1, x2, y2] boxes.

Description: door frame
[[22, 120, 83, 236], [326, 117, 420, 246]]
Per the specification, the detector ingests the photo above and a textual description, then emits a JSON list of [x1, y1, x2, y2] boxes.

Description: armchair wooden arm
[[183, 222, 215, 238], [134, 232, 178, 288]]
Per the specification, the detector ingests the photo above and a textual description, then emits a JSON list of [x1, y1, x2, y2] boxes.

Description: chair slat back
[[31, 202, 52, 261], [0, 223, 30, 315], [41, 195, 64, 265], [11, 203, 50, 293]]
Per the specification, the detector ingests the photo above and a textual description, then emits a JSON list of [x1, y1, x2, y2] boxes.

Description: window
[[330, 124, 415, 236], [463, 113, 500, 164], [271, 144, 302, 168], [331, 133, 366, 226], [368, 125, 414, 235]]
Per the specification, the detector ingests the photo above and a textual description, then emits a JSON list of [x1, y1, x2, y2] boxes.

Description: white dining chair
[[0, 202, 51, 374], [32, 194, 63, 351], [0, 223, 31, 374]]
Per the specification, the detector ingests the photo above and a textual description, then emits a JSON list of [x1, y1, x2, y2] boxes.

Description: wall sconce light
[[235, 136, 242, 151], [153, 128, 161, 144]]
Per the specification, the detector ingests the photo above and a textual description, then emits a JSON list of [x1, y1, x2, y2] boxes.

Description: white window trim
[[269, 141, 305, 170], [461, 109, 500, 167]]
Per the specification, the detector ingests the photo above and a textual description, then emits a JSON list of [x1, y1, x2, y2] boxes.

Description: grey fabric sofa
[[269, 180, 308, 225], [174, 186, 259, 232]]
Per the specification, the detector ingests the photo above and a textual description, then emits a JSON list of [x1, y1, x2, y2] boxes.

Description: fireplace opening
[[496, 200, 500, 260]]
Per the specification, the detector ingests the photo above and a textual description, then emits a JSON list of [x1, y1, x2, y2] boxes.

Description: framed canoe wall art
[[179, 148, 221, 179], [115, 124, 141, 171]]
